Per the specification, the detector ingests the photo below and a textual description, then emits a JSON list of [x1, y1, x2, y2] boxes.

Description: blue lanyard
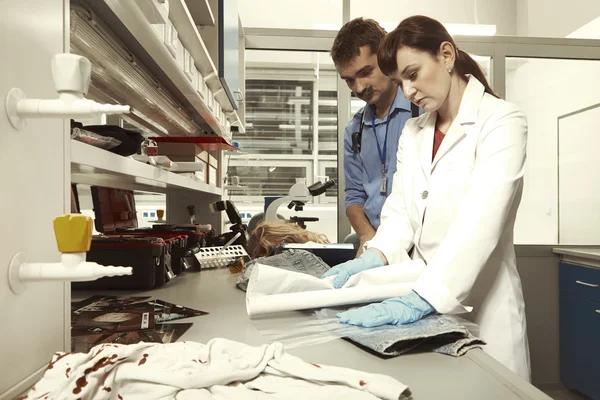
[[371, 106, 392, 172]]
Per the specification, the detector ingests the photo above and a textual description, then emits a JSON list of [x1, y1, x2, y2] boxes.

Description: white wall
[[240, 0, 600, 40], [246, 50, 335, 68], [0, 0, 69, 397], [558, 106, 600, 244], [239, 0, 342, 30], [240, 0, 517, 35], [507, 17, 600, 244], [517, 0, 600, 37], [515, 0, 529, 36], [350, 0, 517, 35]]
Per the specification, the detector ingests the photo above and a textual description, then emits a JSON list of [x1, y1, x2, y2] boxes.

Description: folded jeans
[[316, 307, 485, 357], [237, 249, 330, 292]]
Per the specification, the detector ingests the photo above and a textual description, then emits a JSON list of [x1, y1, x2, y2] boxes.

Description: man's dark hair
[[331, 18, 387, 66]]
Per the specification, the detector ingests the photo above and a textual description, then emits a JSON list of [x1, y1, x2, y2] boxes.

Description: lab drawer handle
[[576, 280, 598, 287]]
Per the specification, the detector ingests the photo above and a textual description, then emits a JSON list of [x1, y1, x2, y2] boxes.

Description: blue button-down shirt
[[344, 88, 413, 229]]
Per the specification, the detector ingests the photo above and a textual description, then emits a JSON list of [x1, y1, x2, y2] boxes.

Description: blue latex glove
[[320, 249, 384, 289], [337, 291, 435, 328]]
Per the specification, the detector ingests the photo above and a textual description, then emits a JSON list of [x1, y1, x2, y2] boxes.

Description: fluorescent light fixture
[[277, 124, 337, 132], [278, 124, 310, 130], [318, 99, 337, 107], [314, 22, 496, 37], [287, 98, 311, 105]]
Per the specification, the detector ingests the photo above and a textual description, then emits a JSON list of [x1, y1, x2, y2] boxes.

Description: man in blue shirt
[[331, 18, 415, 255]]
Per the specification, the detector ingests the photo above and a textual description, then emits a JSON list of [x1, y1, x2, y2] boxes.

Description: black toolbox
[[72, 187, 179, 290], [93, 187, 213, 273], [116, 224, 205, 272], [73, 236, 166, 290], [91, 186, 199, 278], [113, 231, 185, 276]]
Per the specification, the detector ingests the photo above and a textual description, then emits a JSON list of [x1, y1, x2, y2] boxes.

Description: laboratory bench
[[73, 268, 551, 400], [553, 247, 600, 400], [553, 247, 600, 263]]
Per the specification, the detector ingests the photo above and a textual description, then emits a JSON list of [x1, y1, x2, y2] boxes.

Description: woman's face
[[390, 44, 453, 113]]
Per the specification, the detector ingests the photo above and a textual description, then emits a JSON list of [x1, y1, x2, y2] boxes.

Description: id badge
[[380, 171, 387, 194]]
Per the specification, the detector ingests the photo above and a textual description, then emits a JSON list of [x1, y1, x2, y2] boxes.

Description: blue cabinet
[[559, 262, 600, 399], [560, 262, 600, 303]]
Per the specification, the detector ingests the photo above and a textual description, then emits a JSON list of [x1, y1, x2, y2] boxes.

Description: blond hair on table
[[247, 220, 330, 259]]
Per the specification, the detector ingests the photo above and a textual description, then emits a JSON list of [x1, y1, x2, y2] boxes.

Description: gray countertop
[[553, 247, 600, 261], [73, 268, 551, 400]]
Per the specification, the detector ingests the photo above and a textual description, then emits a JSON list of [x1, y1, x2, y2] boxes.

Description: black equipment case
[[72, 187, 176, 290]]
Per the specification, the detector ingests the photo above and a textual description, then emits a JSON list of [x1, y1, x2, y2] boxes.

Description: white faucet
[[6, 54, 130, 130], [8, 214, 133, 294]]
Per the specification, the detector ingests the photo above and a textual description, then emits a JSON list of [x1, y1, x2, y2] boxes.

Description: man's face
[[336, 46, 394, 105]]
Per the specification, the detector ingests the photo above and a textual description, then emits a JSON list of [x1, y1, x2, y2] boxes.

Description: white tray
[[194, 245, 248, 269]]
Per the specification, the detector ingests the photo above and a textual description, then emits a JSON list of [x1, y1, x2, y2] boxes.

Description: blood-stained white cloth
[[20, 338, 410, 400]]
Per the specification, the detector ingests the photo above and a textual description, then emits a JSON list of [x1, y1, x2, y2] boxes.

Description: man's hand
[[346, 204, 376, 257], [356, 233, 375, 257]]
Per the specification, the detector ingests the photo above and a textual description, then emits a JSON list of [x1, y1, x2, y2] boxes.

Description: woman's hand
[[337, 291, 435, 327], [320, 249, 385, 288]]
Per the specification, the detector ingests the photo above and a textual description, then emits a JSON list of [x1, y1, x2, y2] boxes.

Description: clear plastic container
[[71, 127, 121, 150]]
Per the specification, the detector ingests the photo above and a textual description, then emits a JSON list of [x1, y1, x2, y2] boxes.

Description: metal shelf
[[153, 136, 241, 151], [185, 0, 215, 27], [100, 0, 228, 137], [71, 140, 221, 195], [168, 0, 245, 132]]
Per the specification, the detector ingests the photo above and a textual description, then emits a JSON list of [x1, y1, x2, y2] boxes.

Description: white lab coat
[[367, 75, 531, 381]]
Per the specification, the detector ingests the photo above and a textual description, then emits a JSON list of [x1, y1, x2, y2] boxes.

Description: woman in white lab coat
[[322, 15, 531, 380]]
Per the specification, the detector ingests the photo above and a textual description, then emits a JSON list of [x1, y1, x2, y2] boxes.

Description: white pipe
[[18, 252, 132, 282], [5, 54, 131, 130], [61, 252, 86, 268], [16, 98, 130, 118], [19, 262, 132, 282]]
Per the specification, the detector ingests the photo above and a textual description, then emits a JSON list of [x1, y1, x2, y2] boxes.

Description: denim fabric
[[237, 249, 331, 292], [316, 308, 485, 357]]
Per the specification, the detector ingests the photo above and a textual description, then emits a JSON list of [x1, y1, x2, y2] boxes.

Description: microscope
[[265, 179, 336, 228]]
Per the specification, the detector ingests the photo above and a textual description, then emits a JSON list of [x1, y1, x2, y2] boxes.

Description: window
[[228, 50, 339, 241], [227, 161, 312, 201], [242, 79, 314, 155]]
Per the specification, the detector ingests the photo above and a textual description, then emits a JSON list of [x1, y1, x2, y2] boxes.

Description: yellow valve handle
[[53, 214, 93, 253]]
